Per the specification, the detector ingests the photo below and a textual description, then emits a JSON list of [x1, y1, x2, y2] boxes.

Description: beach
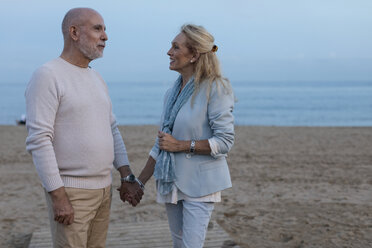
[[0, 125, 371, 248]]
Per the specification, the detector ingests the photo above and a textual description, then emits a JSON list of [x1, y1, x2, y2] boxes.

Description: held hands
[[158, 131, 182, 152], [117, 181, 143, 207], [49, 187, 74, 225]]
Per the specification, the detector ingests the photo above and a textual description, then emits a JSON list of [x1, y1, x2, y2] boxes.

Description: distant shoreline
[[2, 81, 372, 126]]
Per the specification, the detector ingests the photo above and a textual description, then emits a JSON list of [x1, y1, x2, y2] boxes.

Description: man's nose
[[102, 31, 108, 41]]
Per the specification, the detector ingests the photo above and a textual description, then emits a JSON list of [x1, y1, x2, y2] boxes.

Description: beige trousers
[[45, 185, 112, 248]]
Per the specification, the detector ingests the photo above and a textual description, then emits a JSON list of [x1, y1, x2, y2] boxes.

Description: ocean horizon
[[1, 80, 372, 126]]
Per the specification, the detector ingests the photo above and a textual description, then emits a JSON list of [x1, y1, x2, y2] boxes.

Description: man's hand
[[49, 187, 74, 225], [117, 165, 144, 206], [117, 182, 143, 207]]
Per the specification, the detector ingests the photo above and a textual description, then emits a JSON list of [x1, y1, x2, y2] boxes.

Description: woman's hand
[[158, 131, 184, 152]]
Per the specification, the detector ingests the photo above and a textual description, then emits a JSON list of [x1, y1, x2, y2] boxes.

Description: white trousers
[[165, 200, 214, 248]]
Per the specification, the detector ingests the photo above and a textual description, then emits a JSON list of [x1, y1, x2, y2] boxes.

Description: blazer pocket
[[198, 158, 225, 172]]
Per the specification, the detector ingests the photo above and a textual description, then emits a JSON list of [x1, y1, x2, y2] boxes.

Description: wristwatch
[[186, 140, 196, 158], [121, 174, 136, 183], [135, 178, 145, 191], [120, 174, 145, 191], [189, 140, 196, 154]]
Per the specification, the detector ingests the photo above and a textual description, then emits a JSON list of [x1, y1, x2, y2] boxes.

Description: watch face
[[128, 174, 135, 182]]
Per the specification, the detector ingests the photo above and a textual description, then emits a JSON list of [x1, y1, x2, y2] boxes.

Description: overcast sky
[[1, 0, 372, 84]]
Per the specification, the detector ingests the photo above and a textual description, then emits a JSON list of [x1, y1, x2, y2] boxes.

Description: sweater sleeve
[[111, 115, 130, 169], [25, 67, 64, 192], [207, 83, 235, 158]]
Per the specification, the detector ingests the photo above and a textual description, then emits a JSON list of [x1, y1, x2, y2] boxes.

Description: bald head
[[61, 8, 101, 40], [60, 7, 107, 66]]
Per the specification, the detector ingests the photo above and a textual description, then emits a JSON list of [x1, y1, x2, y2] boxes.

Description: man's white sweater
[[25, 57, 129, 192]]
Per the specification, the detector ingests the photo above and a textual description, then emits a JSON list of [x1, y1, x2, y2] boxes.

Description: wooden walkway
[[28, 220, 239, 247]]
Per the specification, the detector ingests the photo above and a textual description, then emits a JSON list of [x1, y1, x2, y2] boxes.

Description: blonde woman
[[134, 24, 234, 247]]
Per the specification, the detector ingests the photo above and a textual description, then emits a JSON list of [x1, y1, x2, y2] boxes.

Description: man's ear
[[70, 26, 79, 41]]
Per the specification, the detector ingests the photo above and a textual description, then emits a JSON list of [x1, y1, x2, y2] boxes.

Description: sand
[[0, 125, 371, 248]]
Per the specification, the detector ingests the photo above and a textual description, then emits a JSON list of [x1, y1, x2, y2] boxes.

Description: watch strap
[[135, 178, 145, 190], [120, 174, 135, 183], [189, 140, 196, 154]]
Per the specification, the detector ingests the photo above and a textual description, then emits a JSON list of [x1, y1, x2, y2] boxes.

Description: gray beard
[[78, 35, 103, 60]]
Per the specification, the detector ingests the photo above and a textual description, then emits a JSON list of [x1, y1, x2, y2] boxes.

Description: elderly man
[[25, 8, 143, 247]]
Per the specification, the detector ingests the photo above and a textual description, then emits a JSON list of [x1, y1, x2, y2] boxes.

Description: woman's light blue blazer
[[150, 80, 235, 198]]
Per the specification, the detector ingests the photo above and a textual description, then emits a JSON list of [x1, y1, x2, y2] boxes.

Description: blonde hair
[[181, 24, 231, 101]]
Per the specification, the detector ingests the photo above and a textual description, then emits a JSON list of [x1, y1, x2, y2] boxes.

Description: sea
[[1, 81, 372, 126]]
